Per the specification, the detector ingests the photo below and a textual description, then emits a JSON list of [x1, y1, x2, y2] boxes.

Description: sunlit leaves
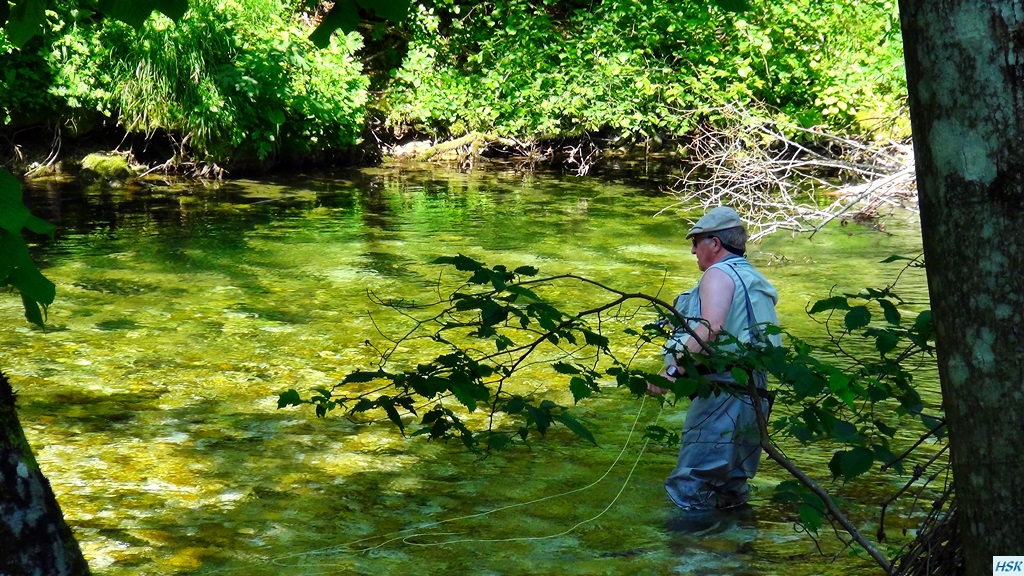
[[3, 0, 189, 46]]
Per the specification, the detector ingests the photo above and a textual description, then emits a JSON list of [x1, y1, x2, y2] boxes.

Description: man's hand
[[646, 365, 677, 396]]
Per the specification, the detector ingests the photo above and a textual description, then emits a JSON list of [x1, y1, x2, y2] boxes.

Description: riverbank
[[2, 1, 907, 178]]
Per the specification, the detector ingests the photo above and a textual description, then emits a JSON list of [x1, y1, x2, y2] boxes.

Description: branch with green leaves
[[279, 254, 700, 450], [0, 170, 55, 326], [277, 254, 939, 567]]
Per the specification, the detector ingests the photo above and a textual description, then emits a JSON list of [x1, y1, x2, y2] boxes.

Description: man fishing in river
[[648, 206, 781, 511]]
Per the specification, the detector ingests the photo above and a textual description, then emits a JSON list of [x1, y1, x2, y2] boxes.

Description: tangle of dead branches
[[663, 104, 917, 241]]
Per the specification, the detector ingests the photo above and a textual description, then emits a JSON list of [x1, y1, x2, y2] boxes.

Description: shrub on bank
[[380, 0, 907, 142], [1, 0, 368, 166], [2, 0, 906, 168]]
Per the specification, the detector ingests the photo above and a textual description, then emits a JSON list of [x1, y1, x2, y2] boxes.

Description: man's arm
[[650, 267, 735, 394], [682, 267, 735, 354]]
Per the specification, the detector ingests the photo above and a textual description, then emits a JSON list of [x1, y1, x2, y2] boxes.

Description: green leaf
[[878, 299, 901, 325], [798, 503, 822, 533], [267, 109, 286, 125], [552, 412, 597, 445], [278, 389, 304, 408], [308, 0, 388, 45], [8, 263, 56, 306], [569, 376, 592, 403], [871, 443, 901, 472], [505, 396, 525, 414], [873, 330, 900, 355], [844, 306, 871, 330], [827, 372, 849, 393], [831, 419, 862, 443], [0, 170, 29, 233], [378, 396, 405, 433], [552, 362, 580, 375], [808, 295, 850, 314], [828, 446, 874, 482], [449, 380, 488, 412], [342, 370, 384, 383], [20, 293, 43, 326], [920, 414, 946, 438], [489, 272, 507, 292], [480, 301, 508, 327], [913, 310, 933, 333], [730, 367, 750, 384], [0, 230, 28, 280], [525, 403, 551, 434], [486, 433, 510, 450], [352, 398, 375, 412], [433, 254, 485, 272], [495, 335, 514, 351], [873, 419, 898, 438], [880, 254, 917, 263], [23, 214, 55, 237], [513, 265, 539, 277], [582, 329, 609, 349], [506, 284, 540, 301], [4, 0, 45, 47]]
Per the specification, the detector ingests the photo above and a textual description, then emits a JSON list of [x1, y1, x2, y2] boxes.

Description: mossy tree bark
[[0, 371, 90, 575], [899, 2, 1024, 574]]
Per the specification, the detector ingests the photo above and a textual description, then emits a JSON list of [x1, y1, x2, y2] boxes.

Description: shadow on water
[[5, 165, 929, 575]]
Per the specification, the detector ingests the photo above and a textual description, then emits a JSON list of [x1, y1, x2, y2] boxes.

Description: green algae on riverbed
[[2, 167, 930, 575]]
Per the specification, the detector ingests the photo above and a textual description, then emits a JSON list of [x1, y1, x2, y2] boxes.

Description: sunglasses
[[691, 235, 717, 248]]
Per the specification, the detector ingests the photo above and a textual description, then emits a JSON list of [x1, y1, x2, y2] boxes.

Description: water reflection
[[4, 166, 931, 575]]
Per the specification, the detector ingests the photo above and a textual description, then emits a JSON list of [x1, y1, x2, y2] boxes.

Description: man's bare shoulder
[[700, 265, 736, 290]]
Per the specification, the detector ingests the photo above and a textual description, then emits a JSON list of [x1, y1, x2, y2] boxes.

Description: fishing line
[[266, 394, 665, 568]]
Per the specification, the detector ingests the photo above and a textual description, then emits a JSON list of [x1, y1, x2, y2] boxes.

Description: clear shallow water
[[3, 165, 932, 575]]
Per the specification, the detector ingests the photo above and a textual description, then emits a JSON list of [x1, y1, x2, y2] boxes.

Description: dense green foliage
[[2, 0, 368, 164], [384, 0, 906, 140], [1, 0, 905, 166]]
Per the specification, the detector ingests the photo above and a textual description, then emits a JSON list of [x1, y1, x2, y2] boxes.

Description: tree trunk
[[898, 2, 1024, 574], [0, 371, 90, 575]]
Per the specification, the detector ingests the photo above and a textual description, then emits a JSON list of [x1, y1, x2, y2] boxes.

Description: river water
[[3, 165, 932, 575]]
